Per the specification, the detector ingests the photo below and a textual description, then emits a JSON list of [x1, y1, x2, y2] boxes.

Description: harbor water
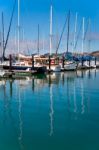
[[0, 69, 99, 150]]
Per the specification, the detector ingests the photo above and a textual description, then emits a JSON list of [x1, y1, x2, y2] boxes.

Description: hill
[[90, 51, 99, 57]]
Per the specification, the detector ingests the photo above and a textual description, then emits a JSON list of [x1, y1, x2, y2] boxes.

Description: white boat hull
[[0, 70, 5, 77], [78, 62, 89, 69], [47, 65, 61, 72], [78, 61, 96, 69], [64, 63, 77, 71], [90, 61, 96, 68]]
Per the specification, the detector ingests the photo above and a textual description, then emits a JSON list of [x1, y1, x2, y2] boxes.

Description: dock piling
[[89, 60, 90, 67], [32, 55, 34, 69], [9, 54, 12, 71], [95, 57, 97, 66], [49, 55, 51, 70], [62, 56, 65, 69], [81, 60, 84, 67]]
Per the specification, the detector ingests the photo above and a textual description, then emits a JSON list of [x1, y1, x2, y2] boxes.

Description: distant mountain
[[90, 51, 99, 57]]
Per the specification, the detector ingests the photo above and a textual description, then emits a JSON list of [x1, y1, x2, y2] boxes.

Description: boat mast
[[56, 13, 68, 54], [18, 0, 20, 59], [15, 30, 17, 52], [88, 19, 91, 52], [3, 0, 16, 59], [67, 10, 70, 53], [2, 12, 5, 61], [73, 13, 78, 52], [37, 24, 39, 55], [82, 17, 85, 54], [0, 31, 2, 58], [42, 34, 45, 54], [50, 4, 53, 55], [22, 28, 24, 41]]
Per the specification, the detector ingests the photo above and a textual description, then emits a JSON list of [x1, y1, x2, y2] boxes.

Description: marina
[[0, 0, 98, 77], [0, 69, 99, 150], [0, 0, 99, 149]]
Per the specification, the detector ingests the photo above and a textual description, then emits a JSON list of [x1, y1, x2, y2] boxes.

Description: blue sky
[[0, 0, 99, 54]]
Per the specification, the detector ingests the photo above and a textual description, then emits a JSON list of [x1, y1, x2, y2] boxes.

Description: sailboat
[[64, 11, 77, 71], [0, 0, 46, 74], [87, 20, 96, 68], [48, 4, 61, 72], [78, 18, 90, 69], [33, 4, 61, 72]]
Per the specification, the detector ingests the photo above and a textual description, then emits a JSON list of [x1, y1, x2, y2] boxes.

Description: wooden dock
[[0, 70, 38, 79]]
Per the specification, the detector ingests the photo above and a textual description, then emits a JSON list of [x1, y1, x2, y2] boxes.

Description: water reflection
[[49, 84, 54, 136], [0, 80, 6, 87], [0, 69, 98, 149], [9, 80, 14, 97], [47, 73, 61, 85], [0, 69, 97, 90], [81, 79, 85, 114], [18, 82, 23, 150], [76, 69, 97, 79], [73, 80, 77, 113]]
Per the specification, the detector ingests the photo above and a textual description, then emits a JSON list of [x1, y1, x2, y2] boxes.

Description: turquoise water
[[0, 69, 99, 150]]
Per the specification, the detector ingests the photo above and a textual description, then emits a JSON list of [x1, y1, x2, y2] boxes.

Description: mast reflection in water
[[0, 70, 99, 150]]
